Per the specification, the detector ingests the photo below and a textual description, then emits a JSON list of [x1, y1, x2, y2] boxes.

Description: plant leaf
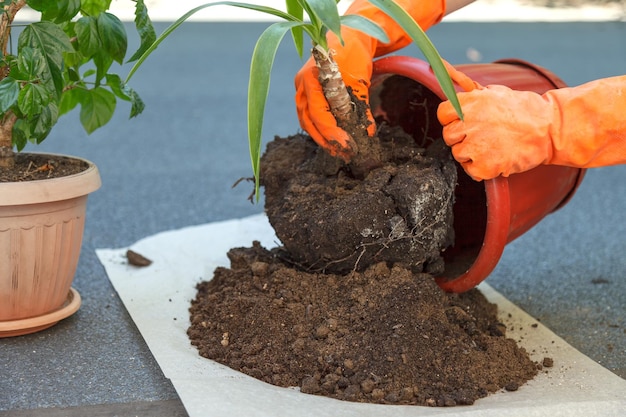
[[285, 0, 304, 57], [18, 22, 73, 98], [127, 0, 157, 63], [126, 1, 298, 83], [306, 0, 342, 43], [59, 88, 85, 116], [249, 20, 305, 200], [80, 0, 112, 17], [367, 0, 463, 120], [340, 14, 389, 43], [18, 83, 50, 116], [75, 16, 101, 58], [78, 87, 116, 134], [0, 78, 19, 113], [97, 12, 127, 64]]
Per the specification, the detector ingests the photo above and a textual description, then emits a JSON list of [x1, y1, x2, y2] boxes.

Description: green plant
[[133, 0, 464, 199], [0, 0, 156, 168]]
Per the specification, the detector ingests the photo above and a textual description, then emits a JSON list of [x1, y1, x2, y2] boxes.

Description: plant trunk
[[312, 46, 382, 178], [0, 0, 26, 168], [0, 113, 17, 168]]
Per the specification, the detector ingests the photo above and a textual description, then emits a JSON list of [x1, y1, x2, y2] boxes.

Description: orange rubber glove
[[295, 0, 446, 160], [438, 70, 626, 181]]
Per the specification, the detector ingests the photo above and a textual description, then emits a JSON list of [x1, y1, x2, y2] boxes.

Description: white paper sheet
[[96, 213, 626, 417]]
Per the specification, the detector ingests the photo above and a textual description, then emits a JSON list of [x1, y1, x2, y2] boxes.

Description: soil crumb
[[188, 242, 538, 406]]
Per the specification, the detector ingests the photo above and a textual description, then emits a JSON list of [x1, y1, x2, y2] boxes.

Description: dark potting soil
[[0, 153, 88, 182], [188, 128, 540, 406], [188, 242, 539, 406]]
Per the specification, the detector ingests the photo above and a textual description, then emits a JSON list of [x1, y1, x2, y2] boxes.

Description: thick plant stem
[[312, 45, 382, 177], [0, 0, 26, 167], [312, 45, 354, 126]]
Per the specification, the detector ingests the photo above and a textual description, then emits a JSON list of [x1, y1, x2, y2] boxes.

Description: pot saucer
[[0, 288, 82, 337]]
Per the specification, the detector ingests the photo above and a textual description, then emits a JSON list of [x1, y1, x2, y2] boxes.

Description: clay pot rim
[[0, 153, 102, 206]]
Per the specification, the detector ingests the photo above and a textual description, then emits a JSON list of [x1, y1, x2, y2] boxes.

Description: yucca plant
[[130, 0, 463, 199]]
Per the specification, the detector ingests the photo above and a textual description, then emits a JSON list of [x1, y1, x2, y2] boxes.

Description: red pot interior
[[370, 56, 586, 292]]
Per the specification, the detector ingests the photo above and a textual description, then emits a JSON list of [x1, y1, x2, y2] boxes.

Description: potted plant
[[0, 0, 157, 337]]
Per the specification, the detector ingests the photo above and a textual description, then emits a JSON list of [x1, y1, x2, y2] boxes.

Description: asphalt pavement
[[1, 21, 625, 416]]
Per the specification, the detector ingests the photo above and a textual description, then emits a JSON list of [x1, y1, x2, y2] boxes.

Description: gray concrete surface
[[0, 21, 624, 416]]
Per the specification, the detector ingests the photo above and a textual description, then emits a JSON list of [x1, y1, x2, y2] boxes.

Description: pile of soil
[[188, 127, 541, 406], [188, 242, 539, 406]]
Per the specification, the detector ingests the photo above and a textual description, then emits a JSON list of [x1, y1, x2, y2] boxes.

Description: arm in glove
[[437, 75, 626, 181], [295, 0, 448, 160]]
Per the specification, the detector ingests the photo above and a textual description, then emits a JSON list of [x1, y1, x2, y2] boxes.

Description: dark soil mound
[[188, 242, 539, 406]]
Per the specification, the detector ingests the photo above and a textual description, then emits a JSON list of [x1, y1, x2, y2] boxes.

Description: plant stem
[[0, 0, 25, 166], [311, 45, 354, 126], [312, 45, 382, 177]]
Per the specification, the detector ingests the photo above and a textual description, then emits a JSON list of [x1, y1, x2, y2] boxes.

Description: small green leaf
[[54, 0, 81, 22], [59, 88, 84, 116], [124, 86, 145, 118], [97, 12, 127, 64], [93, 50, 114, 85], [32, 103, 58, 142], [12, 119, 29, 151], [125, 1, 297, 83], [340, 15, 389, 44], [79, 87, 116, 134], [75, 16, 101, 58], [307, 0, 342, 44], [16, 47, 47, 80], [367, 0, 463, 120], [105, 73, 131, 101], [0, 78, 19, 112], [19, 21, 73, 98], [81, 0, 112, 17], [18, 83, 50, 116], [249, 20, 305, 200], [285, 0, 304, 58], [127, 0, 157, 63]]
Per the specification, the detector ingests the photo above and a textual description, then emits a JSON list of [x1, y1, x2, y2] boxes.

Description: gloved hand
[[295, 0, 446, 160], [438, 69, 626, 180]]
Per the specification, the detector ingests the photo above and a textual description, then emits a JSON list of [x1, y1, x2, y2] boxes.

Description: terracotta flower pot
[[0, 154, 101, 337], [370, 56, 586, 293]]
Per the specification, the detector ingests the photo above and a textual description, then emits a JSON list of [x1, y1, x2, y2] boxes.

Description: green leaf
[[93, 50, 114, 85], [340, 15, 389, 44], [16, 47, 47, 81], [79, 87, 116, 134], [124, 85, 145, 118], [18, 21, 73, 98], [54, 0, 81, 22], [18, 83, 50, 116], [97, 12, 127, 64], [75, 16, 101, 58], [248, 20, 305, 200], [59, 88, 85, 116], [127, 0, 157, 63], [81, 0, 112, 17], [125, 1, 298, 83], [367, 0, 464, 120], [32, 103, 58, 143], [306, 0, 342, 44], [12, 119, 29, 151], [285, 0, 304, 58], [0, 78, 19, 113], [105, 73, 131, 101]]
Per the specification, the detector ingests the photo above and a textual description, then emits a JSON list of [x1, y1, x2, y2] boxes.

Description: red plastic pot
[[370, 56, 586, 293]]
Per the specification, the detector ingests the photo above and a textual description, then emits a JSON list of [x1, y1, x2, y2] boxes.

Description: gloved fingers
[[296, 75, 356, 160], [441, 60, 483, 92], [437, 99, 464, 130]]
